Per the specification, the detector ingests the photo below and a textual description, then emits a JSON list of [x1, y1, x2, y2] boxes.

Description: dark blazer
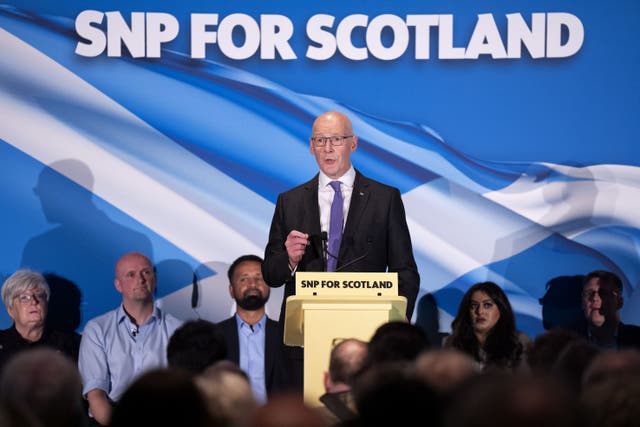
[[578, 321, 640, 349], [617, 322, 640, 348], [218, 316, 290, 397], [263, 170, 420, 322]]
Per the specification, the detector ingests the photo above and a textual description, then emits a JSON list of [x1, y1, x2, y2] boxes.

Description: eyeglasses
[[310, 135, 353, 147], [15, 293, 47, 305], [582, 289, 618, 300]]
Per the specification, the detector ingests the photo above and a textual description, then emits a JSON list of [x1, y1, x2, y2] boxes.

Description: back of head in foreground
[[581, 369, 640, 427], [0, 348, 85, 427], [166, 319, 228, 375], [196, 360, 258, 427], [365, 321, 430, 367], [245, 394, 326, 427], [326, 338, 368, 391], [414, 347, 480, 395], [352, 361, 441, 427], [525, 327, 583, 375], [444, 373, 581, 427], [109, 368, 212, 427]]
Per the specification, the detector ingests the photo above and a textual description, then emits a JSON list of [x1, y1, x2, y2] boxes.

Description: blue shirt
[[78, 304, 183, 402], [236, 313, 267, 403]]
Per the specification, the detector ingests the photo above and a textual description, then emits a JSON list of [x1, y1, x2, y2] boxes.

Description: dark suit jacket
[[218, 315, 290, 397], [263, 170, 420, 322], [617, 322, 640, 348], [578, 321, 640, 349]]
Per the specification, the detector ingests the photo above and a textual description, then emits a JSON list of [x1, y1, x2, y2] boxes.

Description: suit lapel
[[301, 175, 322, 235], [264, 319, 276, 388], [342, 170, 370, 245]]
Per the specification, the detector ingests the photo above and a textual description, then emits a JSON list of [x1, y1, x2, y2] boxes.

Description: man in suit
[[581, 269, 640, 349], [263, 111, 420, 390], [218, 255, 290, 403]]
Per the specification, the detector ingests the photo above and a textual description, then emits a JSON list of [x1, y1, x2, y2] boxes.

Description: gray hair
[[1, 269, 50, 310]]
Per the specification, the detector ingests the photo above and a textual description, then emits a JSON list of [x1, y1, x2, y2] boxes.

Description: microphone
[[308, 233, 328, 270], [334, 235, 371, 272], [131, 327, 138, 337], [335, 250, 369, 272], [321, 231, 328, 271]]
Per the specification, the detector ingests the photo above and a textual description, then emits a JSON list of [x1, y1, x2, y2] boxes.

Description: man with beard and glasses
[[218, 255, 291, 403]]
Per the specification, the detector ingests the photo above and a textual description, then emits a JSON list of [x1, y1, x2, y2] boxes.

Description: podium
[[283, 271, 407, 405]]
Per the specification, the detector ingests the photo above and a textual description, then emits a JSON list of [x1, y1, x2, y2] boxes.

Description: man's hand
[[285, 230, 309, 269]]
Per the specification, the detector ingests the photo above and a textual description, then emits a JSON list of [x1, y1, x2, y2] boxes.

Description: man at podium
[[263, 111, 420, 392]]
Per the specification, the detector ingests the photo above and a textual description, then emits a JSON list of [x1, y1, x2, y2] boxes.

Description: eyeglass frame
[[310, 135, 354, 147], [581, 288, 619, 300], [15, 292, 48, 305]]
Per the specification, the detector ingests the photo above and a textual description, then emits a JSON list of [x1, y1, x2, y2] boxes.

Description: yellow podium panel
[[283, 272, 406, 406]]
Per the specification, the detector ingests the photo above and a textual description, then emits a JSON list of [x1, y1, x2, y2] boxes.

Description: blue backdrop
[[1, 0, 639, 338]]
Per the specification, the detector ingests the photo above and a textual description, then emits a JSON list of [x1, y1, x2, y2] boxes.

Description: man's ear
[[114, 278, 122, 293], [617, 293, 624, 310], [323, 371, 332, 392]]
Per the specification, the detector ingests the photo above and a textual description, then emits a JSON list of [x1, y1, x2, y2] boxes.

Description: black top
[[0, 324, 81, 372]]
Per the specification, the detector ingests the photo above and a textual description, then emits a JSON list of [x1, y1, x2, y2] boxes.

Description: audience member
[[582, 348, 640, 388], [317, 338, 368, 425], [550, 338, 600, 394], [0, 348, 86, 427], [245, 393, 326, 427], [352, 362, 441, 427], [0, 401, 40, 427], [78, 252, 183, 425], [414, 348, 480, 396], [195, 360, 258, 427], [109, 368, 212, 427], [444, 374, 581, 427], [581, 373, 640, 427], [525, 327, 583, 375], [580, 270, 640, 349], [218, 254, 290, 402], [365, 320, 430, 366], [444, 281, 530, 372], [0, 269, 80, 372], [167, 319, 227, 375]]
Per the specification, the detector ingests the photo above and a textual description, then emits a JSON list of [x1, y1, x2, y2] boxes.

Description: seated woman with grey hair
[[0, 269, 80, 373]]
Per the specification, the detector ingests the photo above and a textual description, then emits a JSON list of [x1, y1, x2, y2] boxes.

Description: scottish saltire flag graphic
[[1, 5, 639, 336]]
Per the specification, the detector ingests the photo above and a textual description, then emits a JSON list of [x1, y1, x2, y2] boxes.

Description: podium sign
[[284, 272, 407, 405], [295, 271, 400, 297]]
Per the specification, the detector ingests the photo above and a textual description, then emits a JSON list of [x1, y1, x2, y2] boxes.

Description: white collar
[[318, 166, 356, 188]]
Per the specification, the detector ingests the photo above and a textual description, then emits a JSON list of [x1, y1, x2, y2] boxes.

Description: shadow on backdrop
[[538, 275, 586, 333], [20, 159, 153, 330], [415, 293, 447, 348], [156, 258, 198, 317], [44, 273, 81, 333]]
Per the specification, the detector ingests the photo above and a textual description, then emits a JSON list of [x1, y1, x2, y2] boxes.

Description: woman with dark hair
[[444, 281, 530, 372]]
